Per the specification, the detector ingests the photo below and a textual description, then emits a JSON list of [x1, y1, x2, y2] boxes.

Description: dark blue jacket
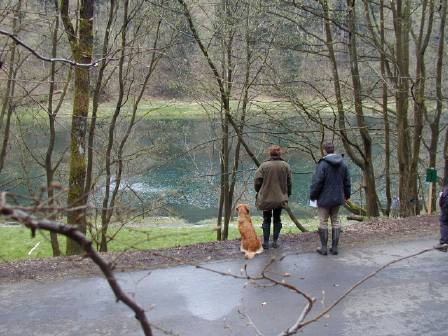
[[309, 154, 351, 208], [440, 186, 448, 225]]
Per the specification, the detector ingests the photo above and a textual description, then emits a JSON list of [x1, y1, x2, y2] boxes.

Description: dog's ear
[[244, 205, 249, 213], [236, 204, 241, 212]]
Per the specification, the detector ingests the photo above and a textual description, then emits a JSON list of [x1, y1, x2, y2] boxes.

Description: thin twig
[[238, 308, 264, 336]]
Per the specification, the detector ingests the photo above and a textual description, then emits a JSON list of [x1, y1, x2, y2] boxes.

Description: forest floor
[[0, 215, 439, 283]]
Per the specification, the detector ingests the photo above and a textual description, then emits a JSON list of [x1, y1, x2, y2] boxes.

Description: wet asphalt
[[1, 236, 447, 336]]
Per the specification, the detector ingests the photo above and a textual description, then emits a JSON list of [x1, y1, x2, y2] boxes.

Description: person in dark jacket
[[254, 145, 292, 249], [434, 185, 448, 251], [310, 142, 351, 255]]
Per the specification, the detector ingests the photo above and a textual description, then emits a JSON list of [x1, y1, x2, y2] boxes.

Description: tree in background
[[96, 0, 168, 251], [177, 0, 287, 239], [0, 0, 22, 174], [60, 0, 94, 255], [426, 0, 446, 204]]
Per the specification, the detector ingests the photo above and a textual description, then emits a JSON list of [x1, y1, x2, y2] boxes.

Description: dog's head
[[236, 203, 250, 215]]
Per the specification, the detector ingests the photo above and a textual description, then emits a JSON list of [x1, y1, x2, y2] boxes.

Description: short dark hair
[[323, 142, 335, 154], [269, 145, 282, 157]]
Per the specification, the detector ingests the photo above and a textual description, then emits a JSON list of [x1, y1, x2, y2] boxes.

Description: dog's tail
[[244, 251, 256, 260]]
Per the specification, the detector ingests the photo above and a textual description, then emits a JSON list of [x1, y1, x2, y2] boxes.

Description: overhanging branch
[[0, 29, 99, 67], [0, 193, 153, 336]]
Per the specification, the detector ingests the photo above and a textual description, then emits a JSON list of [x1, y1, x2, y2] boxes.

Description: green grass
[[16, 100, 215, 123], [136, 100, 210, 119], [15, 99, 296, 124], [0, 227, 68, 261], [19, 96, 396, 124], [16, 97, 410, 126], [0, 217, 319, 262]]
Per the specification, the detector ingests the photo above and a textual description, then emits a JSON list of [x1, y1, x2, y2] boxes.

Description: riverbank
[[0, 215, 439, 283], [0, 215, 321, 261]]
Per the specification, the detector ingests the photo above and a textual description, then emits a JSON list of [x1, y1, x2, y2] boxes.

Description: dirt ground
[[0, 215, 440, 283]]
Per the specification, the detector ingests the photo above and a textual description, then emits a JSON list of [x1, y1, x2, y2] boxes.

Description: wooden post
[[426, 168, 437, 215], [427, 182, 433, 214]]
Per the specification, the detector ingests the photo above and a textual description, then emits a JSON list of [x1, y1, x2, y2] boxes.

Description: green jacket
[[254, 157, 292, 210]]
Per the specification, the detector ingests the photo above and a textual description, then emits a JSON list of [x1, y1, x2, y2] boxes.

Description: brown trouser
[[318, 206, 341, 229]]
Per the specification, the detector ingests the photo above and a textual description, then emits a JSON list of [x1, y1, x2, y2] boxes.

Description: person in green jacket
[[254, 145, 292, 249]]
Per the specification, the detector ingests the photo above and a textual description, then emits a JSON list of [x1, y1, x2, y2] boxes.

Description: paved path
[[1, 236, 447, 336]]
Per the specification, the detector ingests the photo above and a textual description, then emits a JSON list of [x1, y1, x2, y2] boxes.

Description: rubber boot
[[272, 222, 282, 248], [262, 227, 270, 249], [330, 228, 341, 255], [437, 223, 448, 251], [316, 228, 328, 255], [433, 242, 448, 252]]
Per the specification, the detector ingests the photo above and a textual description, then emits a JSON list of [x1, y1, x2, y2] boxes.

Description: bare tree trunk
[[61, 0, 94, 255], [217, 154, 225, 240], [317, 0, 379, 216], [226, 31, 252, 236], [347, 0, 379, 216], [0, 0, 21, 174], [100, 2, 163, 251], [428, 0, 446, 197], [409, 0, 434, 214], [444, 127, 448, 186], [221, 4, 235, 240], [100, 0, 128, 252], [319, 0, 362, 168], [46, 0, 62, 256], [85, 0, 117, 197], [379, 0, 392, 215], [221, 106, 231, 240], [392, 0, 412, 216]]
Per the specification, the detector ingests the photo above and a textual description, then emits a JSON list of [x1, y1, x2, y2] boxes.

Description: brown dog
[[236, 204, 263, 259]]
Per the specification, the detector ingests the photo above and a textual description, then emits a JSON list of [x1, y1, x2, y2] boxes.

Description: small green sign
[[425, 167, 437, 183]]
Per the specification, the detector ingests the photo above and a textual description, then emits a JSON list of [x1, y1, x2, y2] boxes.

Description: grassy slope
[[18, 98, 298, 122], [0, 218, 319, 261]]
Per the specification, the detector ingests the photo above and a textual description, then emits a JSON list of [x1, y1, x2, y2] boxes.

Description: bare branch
[[0, 194, 154, 336], [0, 29, 99, 67]]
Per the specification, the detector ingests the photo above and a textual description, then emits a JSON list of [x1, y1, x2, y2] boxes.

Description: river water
[[98, 118, 360, 222], [1, 117, 363, 223]]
